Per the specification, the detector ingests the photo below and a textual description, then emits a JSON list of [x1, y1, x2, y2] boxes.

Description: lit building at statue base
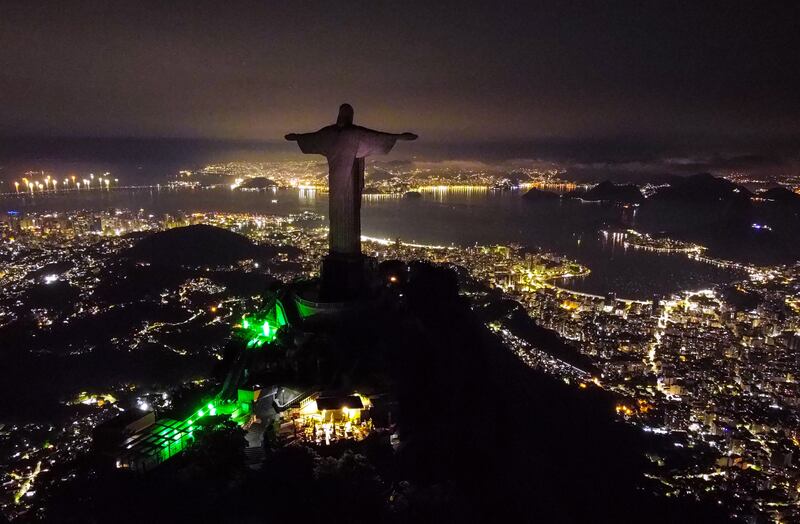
[[285, 393, 374, 446]]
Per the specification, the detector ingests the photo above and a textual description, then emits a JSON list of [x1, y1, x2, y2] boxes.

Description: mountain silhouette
[[239, 177, 277, 190], [522, 187, 561, 201], [648, 173, 751, 203], [127, 224, 295, 267], [761, 187, 800, 209]]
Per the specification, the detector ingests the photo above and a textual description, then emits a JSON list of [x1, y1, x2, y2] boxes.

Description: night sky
[[1, 1, 799, 154]]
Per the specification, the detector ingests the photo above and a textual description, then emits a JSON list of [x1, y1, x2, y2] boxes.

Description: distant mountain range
[[523, 180, 645, 205], [647, 172, 752, 203], [521, 187, 561, 202], [524, 174, 800, 264], [761, 186, 800, 206], [566, 180, 644, 204]]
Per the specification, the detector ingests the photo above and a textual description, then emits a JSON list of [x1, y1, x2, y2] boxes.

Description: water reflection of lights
[[362, 193, 401, 201], [418, 185, 490, 193], [600, 229, 627, 252], [360, 235, 455, 251], [416, 185, 491, 203], [5, 174, 119, 196], [526, 181, 578, 192], [299, 187, 317, 203]]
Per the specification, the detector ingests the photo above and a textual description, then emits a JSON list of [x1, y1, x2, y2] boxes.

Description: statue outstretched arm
[[356, 127, 417, 157], [285, 129, 333, 155]]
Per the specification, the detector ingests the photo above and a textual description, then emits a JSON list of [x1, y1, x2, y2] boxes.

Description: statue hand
[[285, 133, 299, 141], [399, 132, 418, 141]]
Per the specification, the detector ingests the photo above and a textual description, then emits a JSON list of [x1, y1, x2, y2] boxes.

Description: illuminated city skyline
[[2, 2, 800, 522]]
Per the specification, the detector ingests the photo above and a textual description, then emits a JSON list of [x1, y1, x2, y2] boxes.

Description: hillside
[[522, 187, 561, 201], [761, 187, 800, 208], [38, 262, 729, 523], [573, 180, 644, 204], [648, 173, 751, 203], [635, 174, 800, 263], [127, 224, 292, 267]]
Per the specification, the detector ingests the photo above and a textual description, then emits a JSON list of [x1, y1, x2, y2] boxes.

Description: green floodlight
[[238, 300, 287, 349]]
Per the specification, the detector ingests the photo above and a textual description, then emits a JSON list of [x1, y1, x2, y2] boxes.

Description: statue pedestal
[[320, 253, 367, 302]]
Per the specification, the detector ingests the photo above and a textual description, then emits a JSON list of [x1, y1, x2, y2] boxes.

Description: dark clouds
[[0, 1, 799, 147]]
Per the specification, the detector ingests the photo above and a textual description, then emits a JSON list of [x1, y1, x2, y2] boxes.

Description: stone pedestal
[[320, 253, 366, 302]]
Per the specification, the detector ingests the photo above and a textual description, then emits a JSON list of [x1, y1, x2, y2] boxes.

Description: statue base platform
[[320, 253, 369, 302], [289, 254, 379, 321]]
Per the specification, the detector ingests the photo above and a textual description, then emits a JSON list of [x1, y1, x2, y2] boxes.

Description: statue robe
[[294, 125, 401, 256]]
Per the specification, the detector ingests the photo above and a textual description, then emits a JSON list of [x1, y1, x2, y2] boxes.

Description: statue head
[[337, 103, 354, 127]]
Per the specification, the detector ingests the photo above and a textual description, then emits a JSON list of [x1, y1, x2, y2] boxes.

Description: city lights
[[5, 172, 119, 196]]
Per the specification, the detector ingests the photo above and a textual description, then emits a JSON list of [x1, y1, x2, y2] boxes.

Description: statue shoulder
[[350, 125, 376, 135], [308, 125, 337, 136]]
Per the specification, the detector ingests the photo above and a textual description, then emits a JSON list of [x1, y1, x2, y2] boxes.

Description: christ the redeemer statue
[[286, 104, 417, 300]]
